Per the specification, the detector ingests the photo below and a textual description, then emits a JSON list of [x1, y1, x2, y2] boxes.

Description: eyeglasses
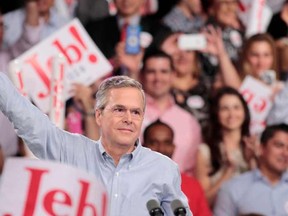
[[103, 105, 144, 120]]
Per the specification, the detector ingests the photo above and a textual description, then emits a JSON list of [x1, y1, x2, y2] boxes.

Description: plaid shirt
[[162, 6, 204, 33]]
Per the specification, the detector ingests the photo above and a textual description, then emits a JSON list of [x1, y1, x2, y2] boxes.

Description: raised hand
[[160, 32, 181, 56], [71, 83, 95, 113], [202, 25, 226, 57], [243, 135, 260, 168], [114, 41, 144, 80]]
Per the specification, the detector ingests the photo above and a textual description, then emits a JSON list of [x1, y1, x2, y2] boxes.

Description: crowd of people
[[0, 0, 288, 215]]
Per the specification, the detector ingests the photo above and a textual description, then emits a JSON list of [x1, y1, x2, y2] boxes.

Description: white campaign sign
[[0, 158, 108, 216], [9, 18, 112, 113], [238, 0, 272, 38], [240, 76, 273, 135]]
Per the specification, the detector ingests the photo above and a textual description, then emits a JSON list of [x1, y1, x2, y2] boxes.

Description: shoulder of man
[[220, 170, 256, 200], [140, 146, 179, 168]]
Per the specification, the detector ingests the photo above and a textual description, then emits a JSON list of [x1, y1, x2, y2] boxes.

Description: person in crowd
[[159, 31, 211, 130], [143, 119, 212, 216], [267, 0, 288, 44], [85, 0, 158, 62], [153, 0, 178, 20], [75, 0, 109, 25], [214, 124, 288, 216], [205, 0, 245, 63], [161, 0, 205, 33], [267, 0, 288, 79], [113, 35, 145, 79], [0, 1, 43, 157], [238, 34, 279, 85], [140, 49, 202, 176], [2, 0, 68, 48], [65, 83, 100, 141], [53, 0, 78, 20], [205, 28, 282, 91], [195, 87, 258, 205], [0, 74, 192, 215], [267, 79, 288, 125]]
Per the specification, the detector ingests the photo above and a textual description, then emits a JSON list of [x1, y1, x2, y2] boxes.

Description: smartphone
[[260, 70, 276, 85], [178, 34, 207, 50], [125, 25, 141, 54]]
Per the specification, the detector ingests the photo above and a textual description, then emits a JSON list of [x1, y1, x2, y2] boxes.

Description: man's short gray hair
[[95, 76, 146, 111]]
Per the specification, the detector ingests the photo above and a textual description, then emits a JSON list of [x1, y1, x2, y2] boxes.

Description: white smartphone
[[177, 34, 207, 51]]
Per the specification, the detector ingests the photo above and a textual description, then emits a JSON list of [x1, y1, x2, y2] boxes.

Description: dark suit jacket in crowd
[[85, 15, 159, 59]]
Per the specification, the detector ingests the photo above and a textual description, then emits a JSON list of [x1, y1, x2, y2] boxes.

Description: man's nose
[[122, 110, 133, 123]]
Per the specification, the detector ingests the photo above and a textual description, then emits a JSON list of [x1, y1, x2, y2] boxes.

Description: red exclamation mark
[[69, 26, 98, 64]]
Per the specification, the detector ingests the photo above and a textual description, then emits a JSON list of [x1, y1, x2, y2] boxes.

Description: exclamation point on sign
[[69, 26, 97, 64]]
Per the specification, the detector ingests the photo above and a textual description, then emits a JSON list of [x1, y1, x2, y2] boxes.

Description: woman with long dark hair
[[195, 87, 257, 205]]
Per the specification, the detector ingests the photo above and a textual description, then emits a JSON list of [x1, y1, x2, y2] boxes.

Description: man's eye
[[114, 108, 125, 113], [132, 110, 141, 115]]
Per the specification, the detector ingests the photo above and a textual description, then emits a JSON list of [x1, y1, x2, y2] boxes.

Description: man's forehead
[[268, 131, 288, 145], [106, 88, 144, 106]]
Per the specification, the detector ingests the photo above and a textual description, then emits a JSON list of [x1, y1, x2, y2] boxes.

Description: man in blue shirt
[[0, 73, 192, 216], [214, 124, 288, 216]]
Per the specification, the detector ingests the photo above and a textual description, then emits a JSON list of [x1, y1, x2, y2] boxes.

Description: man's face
[[96, 87, 144, 151], [214, 0, 238, 25], [184, 0, 202, 15], [142, 57, 174, 99], [114, 0, 145, 17], [144, 124, 175, 158], [260, 131, 288, 175], [37, 0, 54, 14]]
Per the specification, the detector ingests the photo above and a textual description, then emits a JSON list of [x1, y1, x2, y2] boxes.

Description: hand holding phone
[[125, 25, 141, 54], [260, 70, 276, 86]]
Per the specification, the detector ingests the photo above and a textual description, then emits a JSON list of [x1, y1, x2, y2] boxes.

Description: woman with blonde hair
[[239, 33, 278, 81]]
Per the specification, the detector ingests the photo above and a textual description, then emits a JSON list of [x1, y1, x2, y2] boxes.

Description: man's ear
[[171, 143, 176, 152], [95, 109, 102, 126], [258, 144, 265, 157]]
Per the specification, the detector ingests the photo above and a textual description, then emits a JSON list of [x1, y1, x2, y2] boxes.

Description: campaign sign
[[0, 158, 108, 216], [9, 18, 112, 113], [238, 0, 272, 38], [240, 76, 273, 135]]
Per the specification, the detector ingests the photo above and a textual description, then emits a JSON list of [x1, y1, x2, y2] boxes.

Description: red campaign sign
[[9, 19, 112, 113], [0, 158, 108, 216]]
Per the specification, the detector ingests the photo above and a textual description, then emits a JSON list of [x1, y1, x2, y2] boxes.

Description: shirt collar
[[117, 14, 141, 29], [174, 6, 203, 22], [98, 138, 141, 161], [145, 94, 175, 108], [253, 168, 288, 183]]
